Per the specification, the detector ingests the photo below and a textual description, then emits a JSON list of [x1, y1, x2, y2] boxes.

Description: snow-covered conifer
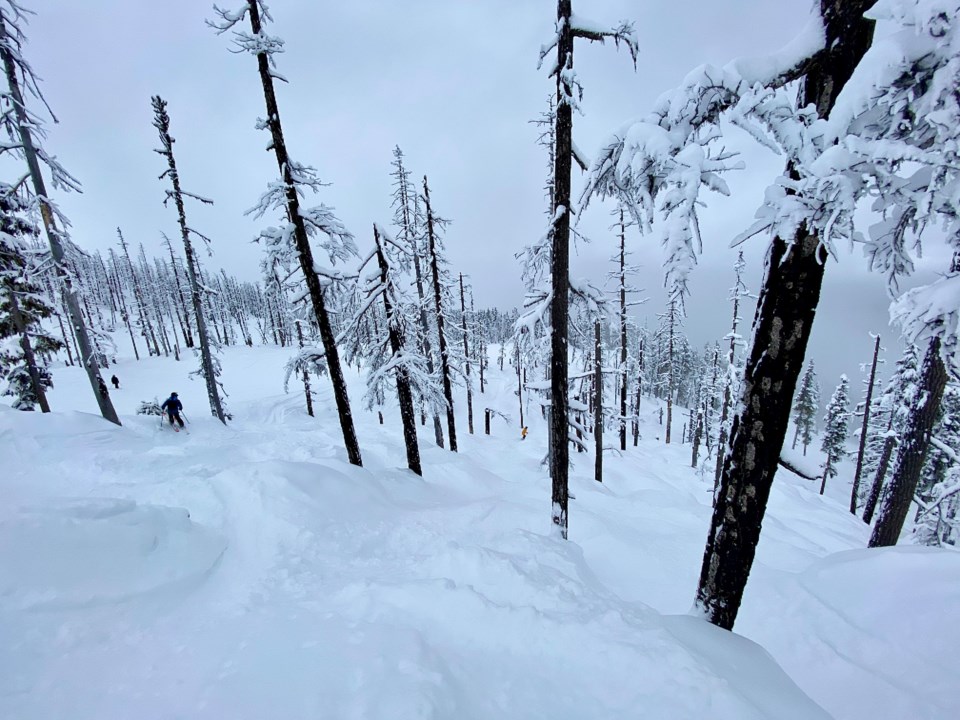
[[792, 361, 820, 456], [819, 375, 850, 495], [0, 183, 59, 411]]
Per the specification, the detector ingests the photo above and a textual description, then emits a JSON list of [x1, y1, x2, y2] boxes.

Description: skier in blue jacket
[[161, 392, 184, 429]]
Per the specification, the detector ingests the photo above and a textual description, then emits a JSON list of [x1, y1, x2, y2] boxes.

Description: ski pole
[[181, 411, 189, 425]]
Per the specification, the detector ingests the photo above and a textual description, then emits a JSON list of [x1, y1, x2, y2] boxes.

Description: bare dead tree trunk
[[618, 208, 628, 451], [862, 424, 896, 524], [424, 176, 457, 452], [296, 321, 314, 417], [151, 95, 227, 425], [240, 0, 361, 464], [549, 0, 575, 537], [851, 334, 881, 514], [0, 14, 119, 425], [695, 0, 875, 630], [869, 338, 948, 547], [459, 273, 474, 434], [374, 225, 422, 476], [595, 320, 603, 482]]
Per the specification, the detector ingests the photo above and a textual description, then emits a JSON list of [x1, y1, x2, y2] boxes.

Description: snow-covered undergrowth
[[1, 346, 957, 719]]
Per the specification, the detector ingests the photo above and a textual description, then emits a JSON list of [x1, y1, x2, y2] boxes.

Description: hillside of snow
[[2, 345, 958, 719]]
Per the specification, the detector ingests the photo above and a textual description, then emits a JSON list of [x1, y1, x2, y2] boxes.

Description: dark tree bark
[[459, 273, 474, 435], [618, 208, 628, 451], [862, 426, 896, 524], [633, 337, 643, 446], [240, 0, 361, 463], [399, 164, 444, 448], [424, 176, 457, 452], [296, 321, 314, 417], [594, 320, 603, 482], [695, 0, 875, 630], [0, 13, 119, 425], [851, 334, 881, 513], [869, 338, 948, 547], [516, 343, 525, 430], [374, 225, 421, 476], [151, 96, 227, 425], [692, 408, 703, 468], [549, 0, 575, 537]]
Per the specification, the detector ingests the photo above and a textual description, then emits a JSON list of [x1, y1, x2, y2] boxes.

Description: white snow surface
[[2, 345, 958, 719]]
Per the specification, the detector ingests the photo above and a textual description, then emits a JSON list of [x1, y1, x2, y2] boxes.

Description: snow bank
[[0, 498, 226, 610]]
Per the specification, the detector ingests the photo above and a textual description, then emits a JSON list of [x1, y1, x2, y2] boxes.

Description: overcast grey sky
[[22, 0, 942, 400]]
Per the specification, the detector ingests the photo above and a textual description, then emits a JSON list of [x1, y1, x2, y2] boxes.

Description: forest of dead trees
[[2, 0, 959, 633]]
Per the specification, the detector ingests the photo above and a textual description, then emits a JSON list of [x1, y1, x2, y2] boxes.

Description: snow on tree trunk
[[151, 96, 227, 425], [423, 176, 457, 453], [696, 0, 875, 632], [869, 338, 948, 547], [374, 226, 422, 477], [594, 320, 602, 483]]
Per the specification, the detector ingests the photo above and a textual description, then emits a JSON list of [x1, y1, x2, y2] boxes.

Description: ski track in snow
[[1, 345, 958, 719]]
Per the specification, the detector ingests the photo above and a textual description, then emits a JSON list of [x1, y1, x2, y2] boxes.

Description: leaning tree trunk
[[862, 423, 896, 524], [374, 226, 422, 476], [851, 334, 881, 514], [695, 0, 875, 630], [424, 176, 457, 452], [152, 96, 227, 425], [869, 338, 948, 547], [0, 15, 119, 425], [243, 0, 361, 464]]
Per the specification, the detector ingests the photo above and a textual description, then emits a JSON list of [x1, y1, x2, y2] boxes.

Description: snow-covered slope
[[1, 346, 957, 719]]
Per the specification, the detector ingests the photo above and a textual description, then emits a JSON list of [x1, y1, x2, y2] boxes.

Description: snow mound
[[0, 498, 226, 609]]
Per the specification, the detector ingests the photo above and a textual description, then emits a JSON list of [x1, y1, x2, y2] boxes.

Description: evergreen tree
[[913, 382, 960, 546], [0, 184, 60, 411], [819, 375, 850, 495], [792, 361, 820, 455]]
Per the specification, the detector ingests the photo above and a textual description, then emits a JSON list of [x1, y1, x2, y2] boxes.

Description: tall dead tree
[[374, 225, 422, 476], [540, 0, 637, 537], [850, 334, 882, 514], [0, 6, 120, 424], [715, 252, 748, 488], [210, 0, 361, 463], [151, 95, 227, 424], [393, 148, 444, 448], [423, 175, 457, 452], [459, 273, 474, 435], [594, 320, 603, 482]]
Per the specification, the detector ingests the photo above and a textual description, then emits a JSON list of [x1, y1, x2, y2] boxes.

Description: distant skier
[[97, 376, 109, 399], [521, 426, 528, 441], [110, 374, 120, 389], [161, 392, 185, 429]]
